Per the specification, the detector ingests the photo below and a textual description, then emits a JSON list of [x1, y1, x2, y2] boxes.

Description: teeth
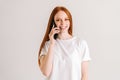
[[61, 27, 65, 29], [61, 26, 66, 28]]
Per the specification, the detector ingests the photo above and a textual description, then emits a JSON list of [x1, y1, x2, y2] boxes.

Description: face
[[54, 11, 70, 33]]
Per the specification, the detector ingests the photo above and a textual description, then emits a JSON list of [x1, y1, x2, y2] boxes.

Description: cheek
[[66, 21, 70, 26], [56, 22, 61, 26], [66, 20, 70, 24], [56, 23, 60, 26]]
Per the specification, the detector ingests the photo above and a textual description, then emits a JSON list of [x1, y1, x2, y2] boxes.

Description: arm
[[81, 61, 89, 80], [40, 44, 54, 77], [39, 27, 60, 77]]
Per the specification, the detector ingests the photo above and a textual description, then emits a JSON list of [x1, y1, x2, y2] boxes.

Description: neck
[[58, 32, 72, 40]]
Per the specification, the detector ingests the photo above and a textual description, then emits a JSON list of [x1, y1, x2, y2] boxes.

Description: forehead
[[54, 11, 68, 18]]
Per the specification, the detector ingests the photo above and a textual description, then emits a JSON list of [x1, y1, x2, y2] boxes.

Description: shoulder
[[44, 40, 50, 47], [81, 40, 88, 46], [45, 40, 50, 44], [74, 36, 88, 47]]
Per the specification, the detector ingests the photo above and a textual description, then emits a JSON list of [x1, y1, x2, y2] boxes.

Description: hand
[[49, 26, 60, 45]]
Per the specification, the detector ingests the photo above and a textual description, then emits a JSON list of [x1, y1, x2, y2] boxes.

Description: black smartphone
[[53, 21, 58, 39]]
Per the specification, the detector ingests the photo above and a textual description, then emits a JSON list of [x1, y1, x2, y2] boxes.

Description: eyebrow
[[55, 17, 69, 19]]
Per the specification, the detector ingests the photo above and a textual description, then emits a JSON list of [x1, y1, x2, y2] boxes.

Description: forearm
[[41, 44, 54, 77], [81, 61, 89, 80], [81, 76, 88, 80]]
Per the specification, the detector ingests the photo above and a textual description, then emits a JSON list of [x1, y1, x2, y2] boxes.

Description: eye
[[65, 18, 70, 21], [56, 19, 60, 21], [56, 20, 59, 21]]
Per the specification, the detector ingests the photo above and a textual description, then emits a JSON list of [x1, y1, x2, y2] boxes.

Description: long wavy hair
[[38, 6, 73, 66]]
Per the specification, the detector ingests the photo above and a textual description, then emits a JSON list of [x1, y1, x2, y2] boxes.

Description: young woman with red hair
[[38, 6, 91, 80]]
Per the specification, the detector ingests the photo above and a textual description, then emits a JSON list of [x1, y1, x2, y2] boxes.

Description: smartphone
[[53, 21, 58, 39]]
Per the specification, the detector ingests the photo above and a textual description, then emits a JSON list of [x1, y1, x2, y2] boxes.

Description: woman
[[38, 6, 91, 80]]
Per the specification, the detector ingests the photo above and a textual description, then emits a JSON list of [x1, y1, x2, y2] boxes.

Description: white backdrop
[[0, 0, 120, 80]]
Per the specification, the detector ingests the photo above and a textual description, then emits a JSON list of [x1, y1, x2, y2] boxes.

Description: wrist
[[50, 43, 55, 47]]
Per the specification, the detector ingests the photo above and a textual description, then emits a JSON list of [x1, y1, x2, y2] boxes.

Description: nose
[[60, 20, 65, 25]]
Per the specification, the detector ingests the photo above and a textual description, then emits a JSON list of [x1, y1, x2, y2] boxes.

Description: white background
[[0, 0, 120, 80]]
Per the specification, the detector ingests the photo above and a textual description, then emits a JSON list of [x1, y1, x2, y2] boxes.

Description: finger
[[51, 26, 57, 31], [52, 25, 55, 28], [50, 27, 60, 35], [54, 27, 59, 29], [54, 30, 60, 34], [54, 27, 60, 31]]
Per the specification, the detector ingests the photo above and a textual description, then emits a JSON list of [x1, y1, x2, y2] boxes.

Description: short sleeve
[[81, 40, 91, 61], [40, 41, 49, 56]]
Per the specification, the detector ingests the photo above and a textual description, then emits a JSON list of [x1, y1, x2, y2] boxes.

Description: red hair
[[38, 6, 73, 66]]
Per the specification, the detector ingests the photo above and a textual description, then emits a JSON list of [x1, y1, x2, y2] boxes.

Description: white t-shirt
[[40, 36, 91, 80]]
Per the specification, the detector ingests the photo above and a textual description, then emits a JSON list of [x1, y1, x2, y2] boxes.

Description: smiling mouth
[[60, 26, 67, 29]]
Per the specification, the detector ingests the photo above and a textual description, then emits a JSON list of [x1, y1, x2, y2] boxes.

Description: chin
[[60, 30, 68, 33], [59, 27, 69, 33]]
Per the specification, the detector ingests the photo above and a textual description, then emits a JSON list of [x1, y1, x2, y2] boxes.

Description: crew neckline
[[56, 36, 76, 41]]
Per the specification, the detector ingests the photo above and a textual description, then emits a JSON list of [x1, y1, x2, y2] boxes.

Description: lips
[[60, 26, 67, 29]]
